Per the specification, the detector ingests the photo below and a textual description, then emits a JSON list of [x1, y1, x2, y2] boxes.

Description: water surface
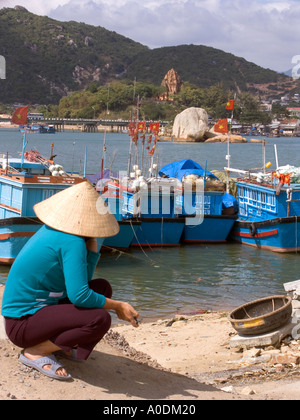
[[0, 128, 299, 319]]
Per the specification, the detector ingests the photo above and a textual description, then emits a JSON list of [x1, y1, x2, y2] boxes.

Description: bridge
[[0, 116, 169, 133]]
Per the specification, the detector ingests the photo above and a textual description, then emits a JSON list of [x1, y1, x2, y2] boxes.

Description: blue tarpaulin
[[86, 170, 117, 185], [222, 191, 238, 211], [159, 159, 218, 181]]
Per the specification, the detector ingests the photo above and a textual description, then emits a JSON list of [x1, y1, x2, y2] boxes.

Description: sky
[[2, 0, 300, 74]]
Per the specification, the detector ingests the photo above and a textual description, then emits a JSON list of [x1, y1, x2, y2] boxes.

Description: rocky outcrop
[[84, 36, 94, 47], [161, 69, 182, 100], [72, 65, 102, 85], [14, 5, 28, 11], [205, 134, 247, 143], [172, 107, 209, 142]]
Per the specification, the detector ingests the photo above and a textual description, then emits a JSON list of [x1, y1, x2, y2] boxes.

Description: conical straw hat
[[34, 181, 120, 238]]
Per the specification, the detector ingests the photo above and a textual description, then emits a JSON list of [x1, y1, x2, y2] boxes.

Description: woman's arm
[[64, 237, 140, 327], [86, 238, 140, 328]]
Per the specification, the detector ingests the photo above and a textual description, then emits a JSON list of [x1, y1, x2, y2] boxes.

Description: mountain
[[0, 7, 297, 104], [125, 45, 297, 99], [0, 7, 147, 104]]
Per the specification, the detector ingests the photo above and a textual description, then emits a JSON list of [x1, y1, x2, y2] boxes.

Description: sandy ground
[[1, 285, 300, 401]]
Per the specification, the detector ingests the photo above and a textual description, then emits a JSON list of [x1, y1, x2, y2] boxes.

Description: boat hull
[[101, 220, 141, 251], [130, 217, 185, 247], [182, 215, 237, 243], [0, 217, 42, 264], [231, 217, 300, 252], [0, 217, 140, 264]]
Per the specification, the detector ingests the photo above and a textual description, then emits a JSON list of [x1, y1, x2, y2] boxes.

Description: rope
[[129, 220, 156, 264]]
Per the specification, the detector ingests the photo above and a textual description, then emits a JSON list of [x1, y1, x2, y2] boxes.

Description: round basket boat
[[228, 295, 292, 336]]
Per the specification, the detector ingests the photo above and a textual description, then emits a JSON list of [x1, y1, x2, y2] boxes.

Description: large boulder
[[172, 107, 209, 142]]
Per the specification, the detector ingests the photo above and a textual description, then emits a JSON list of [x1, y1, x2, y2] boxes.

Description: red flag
[[214, 119, 228, 134], [225, 100, 235, 111], [11, 105, 29, 125], [149, 122, 160, 133], [138, 121, 146, 132]]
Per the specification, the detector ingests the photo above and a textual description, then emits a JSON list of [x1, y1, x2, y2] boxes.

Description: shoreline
[[1, 285, 300, 400]]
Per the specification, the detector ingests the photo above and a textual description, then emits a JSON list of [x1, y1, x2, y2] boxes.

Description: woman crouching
[[1, 181, 140, 380]]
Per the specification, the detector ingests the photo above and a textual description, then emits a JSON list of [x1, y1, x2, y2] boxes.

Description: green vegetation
[[56, 80, 277, 125], [0, 7, 147, 104], [58, 80, 167, 119]]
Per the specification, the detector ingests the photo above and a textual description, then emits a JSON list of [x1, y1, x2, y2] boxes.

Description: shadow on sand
[[62, 346, 225, 400]]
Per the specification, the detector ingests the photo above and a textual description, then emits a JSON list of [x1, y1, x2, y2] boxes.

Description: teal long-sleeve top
[[1, 225, 105, 319]]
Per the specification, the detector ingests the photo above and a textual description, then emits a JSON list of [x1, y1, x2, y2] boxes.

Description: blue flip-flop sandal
[[19, 353, 72, 381]]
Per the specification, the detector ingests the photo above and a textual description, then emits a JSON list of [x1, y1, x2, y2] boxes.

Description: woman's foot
[[24, 350, 69, 377], [20, 352, 72, 381], [23, 341, 70, 378]]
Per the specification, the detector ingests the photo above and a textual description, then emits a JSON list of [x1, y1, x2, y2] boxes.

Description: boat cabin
[[0, 157, 51, 176], [0, 157, 83, 219], [237, 180, 300, 222]]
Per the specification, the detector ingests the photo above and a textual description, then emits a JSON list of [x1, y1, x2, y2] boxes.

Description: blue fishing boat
[[98, 187, 141, 251], [121, 178, 185, 247], [20, 124, 56, 134], [231, 168, 300, 252], [0, 153, 84, 264], [129, 217, 185, 247], [159, 159, 238, 243], [117, 119, 186, 247], [86, 172, 142, 251]]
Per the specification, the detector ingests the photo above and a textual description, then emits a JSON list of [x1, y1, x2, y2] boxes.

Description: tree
[[238, 92, 271, 124], [271, 103, 291, 119]]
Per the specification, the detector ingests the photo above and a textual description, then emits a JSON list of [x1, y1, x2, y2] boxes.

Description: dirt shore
[[1, 285, 300, 401]]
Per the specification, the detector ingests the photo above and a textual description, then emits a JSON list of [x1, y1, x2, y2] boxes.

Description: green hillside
[[125, 44, 286, 90], [0, 7, 295, 105], [0, 7, 147, 104]]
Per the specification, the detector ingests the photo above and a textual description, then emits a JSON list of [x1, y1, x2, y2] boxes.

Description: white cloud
[[2, 0, 69, 15], [2, 0, 300, 72]]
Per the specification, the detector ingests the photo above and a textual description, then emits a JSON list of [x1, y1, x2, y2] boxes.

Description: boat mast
[[99, 130, 107, 192], [226, 94, 236, 193], [127, 111, 134, 177], [83, 145, 87, 178], [127, 96, 140, 177], [134, 96, 140, 168], [20, 130, 28, 169]]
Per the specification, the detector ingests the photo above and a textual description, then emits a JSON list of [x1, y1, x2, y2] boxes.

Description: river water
[[0, 127, 299, 319]]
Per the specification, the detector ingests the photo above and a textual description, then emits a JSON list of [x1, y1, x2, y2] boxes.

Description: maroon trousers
[[4, 279, 112, 360]]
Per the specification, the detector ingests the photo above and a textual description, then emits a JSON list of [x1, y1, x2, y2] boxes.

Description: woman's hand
[[115, 302, 140, 327], [104, 298, 140, 327]]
